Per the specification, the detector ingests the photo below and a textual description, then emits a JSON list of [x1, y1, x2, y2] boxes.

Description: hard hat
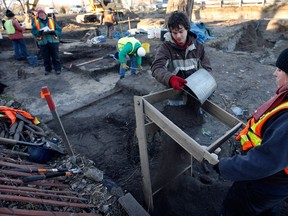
[[137, 47, 146, 57]]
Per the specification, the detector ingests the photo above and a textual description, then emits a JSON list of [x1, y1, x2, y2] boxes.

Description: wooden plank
[[134, 96, 154, 211], [0, 177, 68, 188], [143, 99, 218, 165], [0, 184, 78, 195], [0, 194, 94, 208], [0, 188, 86, 201], [118, 193, 150, 216], [202, 100, 244, 127], [143, 88, 181, 104], [0, 208, 101, 216]]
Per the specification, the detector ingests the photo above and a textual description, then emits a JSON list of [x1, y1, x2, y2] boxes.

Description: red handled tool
[[41, 87, 74, 156], [22, 168, 81, 183], [10, 167, 70, 173]]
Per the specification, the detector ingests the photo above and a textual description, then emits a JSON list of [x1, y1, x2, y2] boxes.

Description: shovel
[[0, 137, 65, 154], [68, 54, 114, 69]]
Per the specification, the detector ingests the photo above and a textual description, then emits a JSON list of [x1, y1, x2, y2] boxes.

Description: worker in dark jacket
[[151, 11, 212, 91], [214, 48, 288, 215], [151, 11, 212, 125], [31, 9, 62, 75]]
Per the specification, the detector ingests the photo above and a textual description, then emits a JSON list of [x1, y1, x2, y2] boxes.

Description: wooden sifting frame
[[134, 88, 245, 212]]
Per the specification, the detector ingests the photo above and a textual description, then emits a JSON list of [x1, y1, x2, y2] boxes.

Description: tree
[[166, 0, 194, 22]]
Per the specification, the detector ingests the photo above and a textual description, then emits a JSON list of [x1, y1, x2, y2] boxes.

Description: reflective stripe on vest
[[117, 37, 139, 54], [4, 19, 15, 35], [236, 101, 288, 174], [34, 18, 58, 40]]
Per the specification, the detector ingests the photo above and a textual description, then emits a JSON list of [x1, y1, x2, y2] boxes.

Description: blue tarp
[[190, 21, 214, 43], [113, 31, 131, 39]]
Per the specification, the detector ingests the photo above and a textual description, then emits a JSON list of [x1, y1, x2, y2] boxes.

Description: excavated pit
[[1, 18, 288, 215], [43, 21, 286, 215]]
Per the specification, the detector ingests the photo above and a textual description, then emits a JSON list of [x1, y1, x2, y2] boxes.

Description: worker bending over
[[117, 37, 146, 79]]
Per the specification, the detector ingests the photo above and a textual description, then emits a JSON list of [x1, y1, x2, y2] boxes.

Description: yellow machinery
[[76, 0, 126, 23]]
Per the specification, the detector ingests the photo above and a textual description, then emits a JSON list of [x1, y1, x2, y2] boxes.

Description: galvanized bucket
[[184, 69, 217, 104]]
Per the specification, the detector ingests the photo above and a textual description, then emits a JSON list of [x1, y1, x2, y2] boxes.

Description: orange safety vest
[[103, 12, 115, 24], [236, 101, 288, 174], [0, 106, 40, 126], [34, 17, 58, 40]]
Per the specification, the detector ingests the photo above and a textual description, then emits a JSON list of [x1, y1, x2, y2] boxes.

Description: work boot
[[56, 71, 61, 75], [120, 75, 124, 79]]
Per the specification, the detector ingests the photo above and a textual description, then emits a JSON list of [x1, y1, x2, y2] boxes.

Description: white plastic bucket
[[154, 28, 161, 39], [147, 28, 155, 39], [184, 69, 217, 104]]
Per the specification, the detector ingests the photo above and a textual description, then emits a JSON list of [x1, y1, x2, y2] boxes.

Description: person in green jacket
[[116, 37, 146, 79], [31, 10, 62, 75]]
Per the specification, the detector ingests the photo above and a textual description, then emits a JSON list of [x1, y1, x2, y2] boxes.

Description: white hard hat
[[137, 47, 146, 57]]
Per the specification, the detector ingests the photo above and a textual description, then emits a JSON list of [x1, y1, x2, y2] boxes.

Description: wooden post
[[134, 96, 154, 212], [41, 87, 74, 156], [128, 17, 131, 30]]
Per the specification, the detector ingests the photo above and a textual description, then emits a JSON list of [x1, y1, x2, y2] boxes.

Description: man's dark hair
[[167, 11, 190, 31]]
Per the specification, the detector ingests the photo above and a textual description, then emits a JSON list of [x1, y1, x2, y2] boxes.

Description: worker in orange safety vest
[[31, 9, 62, 75], [213, 48, 288, 215]]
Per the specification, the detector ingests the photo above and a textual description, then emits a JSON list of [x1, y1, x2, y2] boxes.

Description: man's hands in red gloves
[[169, 76, 187, 91]]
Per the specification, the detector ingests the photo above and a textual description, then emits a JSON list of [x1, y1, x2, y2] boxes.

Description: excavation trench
[[44, 21, 271, 215], [1, 19, 287, 215]]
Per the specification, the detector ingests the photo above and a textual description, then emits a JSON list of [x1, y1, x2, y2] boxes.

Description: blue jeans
[[119, 54, 136, 77], [12, 39, 29, 60], [221, 180, 288, 216], [40, 43, 61, 72]]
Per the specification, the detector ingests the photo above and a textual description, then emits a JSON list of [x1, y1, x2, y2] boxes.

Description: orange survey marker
[[41, 86, 74, 156]]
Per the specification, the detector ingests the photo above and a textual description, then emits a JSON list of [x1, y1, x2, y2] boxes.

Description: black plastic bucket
[[28, 146, 54, 163], [160, 29, 168, 41]]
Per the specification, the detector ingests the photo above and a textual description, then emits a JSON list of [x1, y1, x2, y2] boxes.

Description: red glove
[[169, 76, 187, 91]]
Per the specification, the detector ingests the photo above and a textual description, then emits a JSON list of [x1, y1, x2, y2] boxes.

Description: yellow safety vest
[[3, 19, 15, 35], [34, 18, 58, 40], [236, 101, 288, 174], [117, 37, 139, 54]]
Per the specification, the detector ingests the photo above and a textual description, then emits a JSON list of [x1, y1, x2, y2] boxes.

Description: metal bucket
[[184, 69, 217, 104]]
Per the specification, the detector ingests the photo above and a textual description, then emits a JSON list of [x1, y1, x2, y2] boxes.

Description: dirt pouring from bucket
[[0, 11, 288, 216]]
